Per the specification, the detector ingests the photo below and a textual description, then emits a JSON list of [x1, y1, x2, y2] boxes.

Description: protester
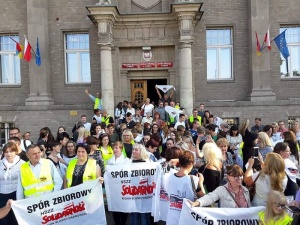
[[130, 143, 151, 225], [107, 142, 130, 225], [165, 151, 205, 225], [98, 133, 113, 168], [258, 190, 293, 225], [216, 138, 234, 185], [244, 153, 287, 206], [17, 144, 63, 199], [122, 129, 135, 158], [273, 142, 298, 200], [257, 132, 273, 161], [64, 143, 101, 188], [47, 141, 67, 178], [283, 131, 300, 169], [198, 143, 223, 193], [190, 164, 250, 208], [226, 124, 243, 167], [0, 143, 25, 225], [61, 140, 77, 165], [239, 120, 259, 171]]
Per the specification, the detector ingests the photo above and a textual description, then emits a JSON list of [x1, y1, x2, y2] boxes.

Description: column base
[[25, 94, 54, 106], [247, 89, 276, 101]]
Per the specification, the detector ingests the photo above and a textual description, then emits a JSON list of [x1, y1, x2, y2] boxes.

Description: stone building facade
[[0, 0, 300, 142]]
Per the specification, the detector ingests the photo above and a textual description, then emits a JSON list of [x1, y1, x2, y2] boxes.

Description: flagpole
[[24, 35, 37, 57], [9, 37, 18, 44], [286, 58, 289, 76]]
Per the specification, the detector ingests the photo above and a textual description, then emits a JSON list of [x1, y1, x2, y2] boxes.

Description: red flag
[[255, 32, 261, 56], [24, 37, 32, 62], [264, 26, 271, 51]]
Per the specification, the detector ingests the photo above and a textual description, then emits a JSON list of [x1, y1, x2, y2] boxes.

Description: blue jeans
[[130, 212, 150, 225]]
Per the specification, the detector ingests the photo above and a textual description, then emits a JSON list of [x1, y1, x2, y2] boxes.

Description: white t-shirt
[[174, 121, 185, 129], [164, 173, 198, 225], [251, 172, 287, 207], [142, 104, 154, 116]]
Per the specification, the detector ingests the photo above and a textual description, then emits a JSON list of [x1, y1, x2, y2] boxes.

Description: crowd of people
[[1, 88, 300, 225]]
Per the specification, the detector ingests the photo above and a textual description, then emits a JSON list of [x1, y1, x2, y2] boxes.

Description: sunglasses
[[275, 204, 286, 209]]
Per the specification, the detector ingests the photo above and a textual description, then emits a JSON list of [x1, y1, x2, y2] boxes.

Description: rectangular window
[[206, 28, 233, 80], [64, 33, 91, 83], [280, 27, 300, 77], [0, 35, 21, 84]]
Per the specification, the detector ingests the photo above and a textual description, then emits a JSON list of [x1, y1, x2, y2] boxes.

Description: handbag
[[246, 171, 261, 202], [190, 175, 198, 201]]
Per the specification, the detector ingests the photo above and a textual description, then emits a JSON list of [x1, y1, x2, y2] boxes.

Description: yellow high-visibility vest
[[66, 159, 97, 188], [101, 116, 111, 125], [20, 159, 54, 198], [258, 211, 292, 225], [99, 146, 113, 167], [94, 98, 102, 109], [122, 140, 135, 157], [189, 115, 202, 125]]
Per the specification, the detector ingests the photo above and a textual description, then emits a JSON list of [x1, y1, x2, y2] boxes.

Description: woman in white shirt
[[0, 142, 25, 225], [107, 141, 130, 225], [126, 102, 135, 117], [244, 152, 287, 207], [141, 98, 154, 117]]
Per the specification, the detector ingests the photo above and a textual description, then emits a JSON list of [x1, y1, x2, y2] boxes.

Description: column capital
[[178, 42, 193, 49]]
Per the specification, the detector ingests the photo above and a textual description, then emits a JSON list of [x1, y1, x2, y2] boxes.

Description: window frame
[[206, 27, 234, 80], [64, 32, 91, 84], [280, 26, 300, 78], [0, 34, 21, 85]]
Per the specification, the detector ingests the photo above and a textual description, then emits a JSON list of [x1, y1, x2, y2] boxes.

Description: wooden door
[[131, 80, 147, 105]]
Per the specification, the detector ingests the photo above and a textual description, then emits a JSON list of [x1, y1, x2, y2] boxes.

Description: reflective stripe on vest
[[122, 140, 135, 157], [66, 159, 97, 188], [20, 159, 54, 198], [99, 146, 113, 167], [189, 116, 202, 125], [101, 116, 111, 126]]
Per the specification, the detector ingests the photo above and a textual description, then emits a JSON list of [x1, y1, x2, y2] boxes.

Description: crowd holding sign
[[105, 162, 162, 213], [11, 179, 106, 225], [179, 199, 264, 225]]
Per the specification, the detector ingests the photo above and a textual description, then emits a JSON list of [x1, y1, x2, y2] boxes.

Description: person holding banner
[[130, 143, 151, 225], [64, 143, 101, 188], [155, 85, 174, 104], [0, 142, 25, 225], [164, 151, 205, 225], [16, 144, 63, 200], [189, 164, 250, 208], [107, 141, 130, 225], [258, 190, 293, 225]]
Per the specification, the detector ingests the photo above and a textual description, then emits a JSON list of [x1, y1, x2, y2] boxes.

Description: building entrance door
[[131, 79, 168, 105], [131, 80, 147, 104]]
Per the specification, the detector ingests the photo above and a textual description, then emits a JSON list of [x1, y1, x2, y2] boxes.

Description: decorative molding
[[131, 0, 161, 10]]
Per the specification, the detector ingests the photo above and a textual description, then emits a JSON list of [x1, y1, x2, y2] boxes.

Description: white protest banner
[[156, 85, 175, 93], [151, 169, 177, 222], [12, 179, 106, 225], [179, 199, 264, 225], [105, 162, 161, 213]]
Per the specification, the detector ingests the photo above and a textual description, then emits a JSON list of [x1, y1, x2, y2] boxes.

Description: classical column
[[173, 2, 202, 115], [25, 0, 53, 106], [248, 0, 276, 101], [100, 44, 114, 116], [179, 42, 193, 115]]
